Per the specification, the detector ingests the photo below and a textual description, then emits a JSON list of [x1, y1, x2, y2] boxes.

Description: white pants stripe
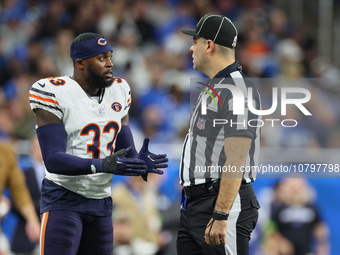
[[225, 193, 241, 255]]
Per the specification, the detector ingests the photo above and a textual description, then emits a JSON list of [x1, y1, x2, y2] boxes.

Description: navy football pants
[[40, 210, 113, 255]]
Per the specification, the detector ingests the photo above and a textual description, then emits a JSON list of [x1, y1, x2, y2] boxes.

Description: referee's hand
[[204, 218, 228, 245]]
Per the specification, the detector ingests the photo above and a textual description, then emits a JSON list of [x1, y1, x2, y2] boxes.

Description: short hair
[[201, 37, 235, 57], [73, 32, 101, 44], [216, 44, 235, 57]]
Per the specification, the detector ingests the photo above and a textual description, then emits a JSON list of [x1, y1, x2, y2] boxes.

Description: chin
[[102, 81, 113, 89], [105, 82, 113, 88], [99, 76, 114, 88], [105, 78, 113, 86]]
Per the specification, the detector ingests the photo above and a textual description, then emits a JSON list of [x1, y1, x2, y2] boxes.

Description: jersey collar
[[213, 60, 242, 78]]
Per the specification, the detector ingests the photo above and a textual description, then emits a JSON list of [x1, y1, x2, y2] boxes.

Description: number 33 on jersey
[[29, 76, 131, 160]]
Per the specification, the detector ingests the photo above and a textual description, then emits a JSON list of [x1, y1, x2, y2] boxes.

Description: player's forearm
[[115, 114, 137, 156], [37, 123, 93, 175], [45, 151, 93, 175], [114, 125, 138, 157]]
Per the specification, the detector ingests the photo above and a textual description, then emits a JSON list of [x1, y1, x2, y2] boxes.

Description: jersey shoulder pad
[[112, 77, 130, 87], [31, 76, 69, 91], [29, 77, 68, 118], [112, 77, 131, 93], [112, 76, 124, 84]]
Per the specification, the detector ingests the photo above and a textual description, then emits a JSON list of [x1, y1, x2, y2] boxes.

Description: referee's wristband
[[212, 210, 229, 220]]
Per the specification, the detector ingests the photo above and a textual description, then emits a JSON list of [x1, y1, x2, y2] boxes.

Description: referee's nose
[[190, 44, 195, 54]]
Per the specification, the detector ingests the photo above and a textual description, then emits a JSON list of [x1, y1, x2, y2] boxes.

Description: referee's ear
[[206, 39, 216, 55]]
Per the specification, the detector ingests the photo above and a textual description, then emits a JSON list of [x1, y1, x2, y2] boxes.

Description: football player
[[29, 33, 168, 255]]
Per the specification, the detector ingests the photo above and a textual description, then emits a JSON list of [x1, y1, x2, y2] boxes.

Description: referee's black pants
[[176, 183, 260, 255]]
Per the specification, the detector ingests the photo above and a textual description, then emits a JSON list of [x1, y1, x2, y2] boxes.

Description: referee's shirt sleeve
[[219, 89, 259, 139]]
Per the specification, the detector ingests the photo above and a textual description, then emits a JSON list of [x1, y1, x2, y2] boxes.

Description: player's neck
[[71, 75, 100, 95]]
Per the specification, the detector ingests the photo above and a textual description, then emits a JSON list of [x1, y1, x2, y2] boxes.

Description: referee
[[177, 14, 261, 255]]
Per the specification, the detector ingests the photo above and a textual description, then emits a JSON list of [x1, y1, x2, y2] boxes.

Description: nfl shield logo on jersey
[[99, 107, 105, 115], [111, 102, 122, 112], [197, 117, 206, 130]]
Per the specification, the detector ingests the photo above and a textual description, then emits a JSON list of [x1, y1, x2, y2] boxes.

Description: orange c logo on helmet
[[98, 38, 107, 45]]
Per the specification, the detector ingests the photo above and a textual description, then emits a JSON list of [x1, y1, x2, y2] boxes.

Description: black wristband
[[212, 210, 229, 220]]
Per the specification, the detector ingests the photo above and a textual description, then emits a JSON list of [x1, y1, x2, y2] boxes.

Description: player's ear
[[75, 59, 85, 70]]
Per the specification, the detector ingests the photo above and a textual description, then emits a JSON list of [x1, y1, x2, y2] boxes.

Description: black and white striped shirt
[[180, 61, 261, 187]]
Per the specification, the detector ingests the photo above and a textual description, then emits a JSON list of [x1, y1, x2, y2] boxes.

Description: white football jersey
[[29, 76, 131, 199]]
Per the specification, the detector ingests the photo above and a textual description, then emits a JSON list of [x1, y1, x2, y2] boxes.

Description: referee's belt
[[183, 180, 249, 198], [183, 180, 220, 198]]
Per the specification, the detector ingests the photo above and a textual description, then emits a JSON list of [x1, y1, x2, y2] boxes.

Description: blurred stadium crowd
[[0, 0, 339, 254]]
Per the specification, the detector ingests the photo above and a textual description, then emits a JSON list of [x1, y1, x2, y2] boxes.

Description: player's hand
[[204, 218, 228, 245], [138, 138, 168, 181], [103, 147, 147, 176]]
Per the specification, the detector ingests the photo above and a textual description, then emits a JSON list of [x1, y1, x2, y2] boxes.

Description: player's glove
[[138, 138, 168, 181], [102, 147, 147, 176]]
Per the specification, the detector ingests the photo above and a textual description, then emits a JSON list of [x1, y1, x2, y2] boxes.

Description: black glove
[[103, 147, 147, 176], [137, 138, 168, 181]]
